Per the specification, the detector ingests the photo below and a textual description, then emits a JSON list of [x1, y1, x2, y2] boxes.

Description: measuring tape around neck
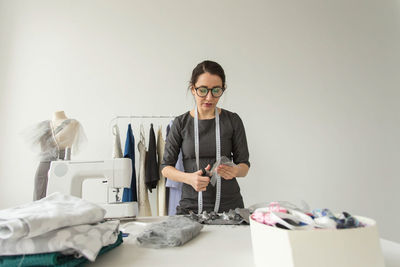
[[194, 104, 222, 214]]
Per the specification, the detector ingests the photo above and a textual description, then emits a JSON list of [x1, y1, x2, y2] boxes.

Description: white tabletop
[[88, 218, 400, 267]]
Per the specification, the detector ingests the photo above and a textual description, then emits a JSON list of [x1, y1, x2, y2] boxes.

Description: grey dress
[[33, 120, 71, 200], [161, 109, 250, 214]]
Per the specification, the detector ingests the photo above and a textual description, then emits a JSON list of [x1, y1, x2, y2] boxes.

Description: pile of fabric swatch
[[187, 208, 250, 225], [0, 192, 122, 266], [251, 201, 366, 230]]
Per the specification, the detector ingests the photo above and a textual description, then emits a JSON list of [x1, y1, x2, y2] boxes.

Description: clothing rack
[[112, 115, 177, 119], [110, 115, 177, 129], [109, 115, 177, 205], [110, 115, 177, 124]]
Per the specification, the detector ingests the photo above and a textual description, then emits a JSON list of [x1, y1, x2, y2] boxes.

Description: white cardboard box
[[250, 215, 385, 267]]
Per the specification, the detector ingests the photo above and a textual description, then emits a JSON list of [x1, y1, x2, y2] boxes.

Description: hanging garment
[[145, 123, 159, 192], [156, 126, 167, 216], [166, 151, 184, 215], [137, 125, 152, 217], [165, 121, 184, 216], [166, 123, 171, 136], [24, 119, 87, 200], [122, 124, 137, 202], [33, 151, 63, 201], [112, 124, 123, 158]]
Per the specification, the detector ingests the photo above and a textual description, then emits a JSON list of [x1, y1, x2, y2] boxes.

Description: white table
[[88, 217, 400, 267]]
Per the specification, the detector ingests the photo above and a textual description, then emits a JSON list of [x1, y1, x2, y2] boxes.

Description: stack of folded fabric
[[251, 201, 365, 230], [0, 193, 123, 266]]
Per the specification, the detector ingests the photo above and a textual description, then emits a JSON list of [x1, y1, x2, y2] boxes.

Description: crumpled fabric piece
[[136, 216, 203, 248], [187, 208, 250, 225], [208, 156, 237, 187], [250, 202, 366, 230], [312, 209, 365, 229]]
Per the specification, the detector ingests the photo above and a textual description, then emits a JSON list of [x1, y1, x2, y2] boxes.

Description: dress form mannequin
[[26, 111, 87, 200], [51, 111, 79, 151]]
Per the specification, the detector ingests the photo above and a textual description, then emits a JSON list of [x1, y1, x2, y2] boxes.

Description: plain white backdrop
[[0, 0, 399, 242]]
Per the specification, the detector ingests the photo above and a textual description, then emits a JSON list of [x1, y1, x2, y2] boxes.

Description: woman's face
[[191, 72, 224, 113]]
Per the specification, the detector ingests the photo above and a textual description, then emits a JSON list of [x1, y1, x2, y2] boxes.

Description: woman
[[161, 60, 250, 215]]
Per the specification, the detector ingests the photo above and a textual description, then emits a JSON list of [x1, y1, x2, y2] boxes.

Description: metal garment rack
[[107, 115, 177, 203], [110, 115, 177, 128]]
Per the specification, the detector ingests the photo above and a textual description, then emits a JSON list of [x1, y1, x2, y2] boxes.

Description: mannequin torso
[[51, 111, 78, 149]]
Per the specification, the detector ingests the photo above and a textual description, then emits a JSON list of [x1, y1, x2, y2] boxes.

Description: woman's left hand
[[217, 164, 239, 180]]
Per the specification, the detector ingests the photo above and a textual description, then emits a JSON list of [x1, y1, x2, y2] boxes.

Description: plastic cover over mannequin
[[24, 119, 87, 161]]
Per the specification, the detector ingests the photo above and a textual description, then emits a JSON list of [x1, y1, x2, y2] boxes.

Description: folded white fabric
[[0, 220, 119, 261], [0, 192, 105, 240]]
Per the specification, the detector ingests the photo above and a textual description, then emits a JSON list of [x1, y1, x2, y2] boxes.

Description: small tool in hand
[[201, 168, 212, 177]]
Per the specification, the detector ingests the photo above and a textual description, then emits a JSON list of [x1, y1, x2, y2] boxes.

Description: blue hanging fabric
[[165, 120, 184, 215], [122, 124, 138, 202]]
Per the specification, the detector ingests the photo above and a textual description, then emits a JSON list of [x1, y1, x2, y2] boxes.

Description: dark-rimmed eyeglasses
[[195, 86, 225, 98]]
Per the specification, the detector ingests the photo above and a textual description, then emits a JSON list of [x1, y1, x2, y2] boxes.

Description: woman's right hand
[[188, 164, 211, 192]]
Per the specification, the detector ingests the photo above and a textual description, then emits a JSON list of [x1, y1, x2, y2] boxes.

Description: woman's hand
[[189, 164, 211, 192], [217, 164, 239, 180]]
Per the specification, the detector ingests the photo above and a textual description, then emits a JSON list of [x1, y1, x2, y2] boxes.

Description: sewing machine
[[47, 158, 138, 218]]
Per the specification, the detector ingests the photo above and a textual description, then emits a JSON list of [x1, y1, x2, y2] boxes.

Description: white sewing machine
[[47, 158, 138, 218]]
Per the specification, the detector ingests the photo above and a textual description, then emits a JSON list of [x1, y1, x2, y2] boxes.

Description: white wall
[[0, 0, 399, 241]]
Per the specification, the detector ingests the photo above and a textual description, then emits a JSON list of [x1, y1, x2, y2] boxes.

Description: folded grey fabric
[[136, 216, 203, 248], [0, 192, 105, 240], [0, 220, 119, 262]]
